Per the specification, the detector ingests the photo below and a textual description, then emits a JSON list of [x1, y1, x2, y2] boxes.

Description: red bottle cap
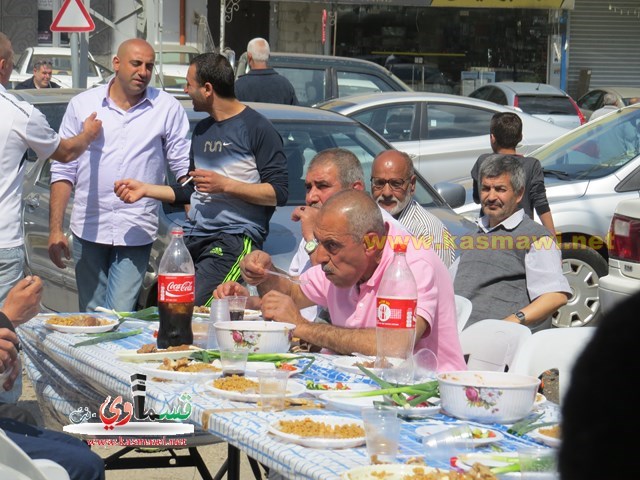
[[392, 242, 408, 253]]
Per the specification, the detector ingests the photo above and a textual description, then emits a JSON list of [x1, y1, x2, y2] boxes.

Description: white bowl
[[214, 320, 295, 353], [437, 370, 540, 424]]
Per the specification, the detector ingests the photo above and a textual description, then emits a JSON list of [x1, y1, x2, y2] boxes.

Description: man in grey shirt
[[451, 155, 570, 332]]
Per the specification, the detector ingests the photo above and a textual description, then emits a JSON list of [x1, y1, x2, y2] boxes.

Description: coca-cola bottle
[[157, 227, 195, 348], [375, 242, 417, 383]]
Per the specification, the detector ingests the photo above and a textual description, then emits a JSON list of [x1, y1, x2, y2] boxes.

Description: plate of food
[[204, 376, 306, 402], [529, 424, 561, 448], [341, 464, 440, 480], [116, 344, 202, 362], [320, 392, 440, 418], [331, 356, 403, 376], [43, 313, 118, 334], [138, 358, 222, 382], [415, 424, 504, 446], [454, 451, 518, 470], [268, 415, 366, 449], [305, 381, 376, 397], [210, 361, 300, 377], [192, 306, 262, 320]]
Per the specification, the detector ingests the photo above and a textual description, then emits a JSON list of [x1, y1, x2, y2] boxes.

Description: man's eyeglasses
[[370, 177, 410, 191]]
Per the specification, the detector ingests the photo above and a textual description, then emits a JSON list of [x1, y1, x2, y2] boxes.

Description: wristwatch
[[514, 311, 526, 325], [304, 238, 319, 255]]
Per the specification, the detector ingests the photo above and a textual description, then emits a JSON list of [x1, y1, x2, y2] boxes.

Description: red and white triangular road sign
[[51, 0, 95, 32]]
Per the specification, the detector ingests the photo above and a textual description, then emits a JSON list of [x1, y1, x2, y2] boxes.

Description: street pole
[[220, 0, 226, 50]]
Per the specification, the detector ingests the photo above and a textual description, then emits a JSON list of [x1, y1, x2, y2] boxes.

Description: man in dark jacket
[[15, 59, 61, 89], [235, 38, 298, 105]]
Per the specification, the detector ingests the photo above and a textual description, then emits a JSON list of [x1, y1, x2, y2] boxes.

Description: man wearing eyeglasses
[[15, 60, 60, 89], [371, 150, 455, 267]]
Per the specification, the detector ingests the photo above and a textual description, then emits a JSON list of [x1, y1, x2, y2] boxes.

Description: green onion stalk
[[337, 365, 440, 407], [190, 350, 316, 374]]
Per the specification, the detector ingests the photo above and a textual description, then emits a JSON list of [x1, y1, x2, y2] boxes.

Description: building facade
[[1, 1, 639, 99]]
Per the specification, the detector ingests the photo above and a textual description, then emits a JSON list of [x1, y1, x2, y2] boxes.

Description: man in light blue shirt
[[49, 38, 191, 312]]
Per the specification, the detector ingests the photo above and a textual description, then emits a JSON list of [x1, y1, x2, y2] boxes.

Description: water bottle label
[[158, 275, 195, 303], [376, 297, 417, 329]]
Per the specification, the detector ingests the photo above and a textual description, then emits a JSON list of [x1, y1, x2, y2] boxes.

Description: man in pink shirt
[[218, 190, 465, 372]]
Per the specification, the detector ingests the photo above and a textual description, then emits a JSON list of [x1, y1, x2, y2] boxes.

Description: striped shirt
[[396, 199, 456, 267]]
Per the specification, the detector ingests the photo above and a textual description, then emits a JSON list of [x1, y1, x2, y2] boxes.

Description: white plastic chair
[[510, 327, 596, 403], [0, 429, 70, 480], [459, 319, 532, 372], [454, 295, 473, 333]]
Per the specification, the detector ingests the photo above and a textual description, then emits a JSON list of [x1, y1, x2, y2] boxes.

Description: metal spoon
[[264, 269, 309, 285]]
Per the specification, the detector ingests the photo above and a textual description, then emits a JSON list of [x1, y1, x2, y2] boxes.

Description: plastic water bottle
[[375, 242, 417, 383], [157, 227, 195, 348]]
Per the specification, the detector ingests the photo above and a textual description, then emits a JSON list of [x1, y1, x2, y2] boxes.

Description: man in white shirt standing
[[0, 31, 101, 402]]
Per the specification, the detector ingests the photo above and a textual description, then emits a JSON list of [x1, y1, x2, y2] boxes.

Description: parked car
[[15, 88, 472, 312], [9, 46, 107, 88], [386, 63, 456, 94], [469, 82, 586, 129], [152, 43, 200, 94], [318, 92, 568, 183], [598, 198, 640, 314], [455, 103, 640, 328], [576, 86, 640, 120], [234, 52, 412, 107]]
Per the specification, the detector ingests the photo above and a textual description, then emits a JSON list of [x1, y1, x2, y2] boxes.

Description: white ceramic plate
[[210, 360, 300, 377], [305, 382, 376, 397], [341, 464, 439, 480], [331, 356, 403, 376], [115, 346, 202, 362], [205, 377, 306, 402], [456, 451, 517, 470], [43, 314, 118, 334], [415, 424, 504, 445], [269, 415, 365, 449], [320, 392, 440, 418], [137, 361, 222, 382], [529, 424, 561, 448], [534, 393, 547, 406]]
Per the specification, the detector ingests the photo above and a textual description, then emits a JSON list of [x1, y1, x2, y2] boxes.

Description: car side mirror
[[434, 182, 466, 209]]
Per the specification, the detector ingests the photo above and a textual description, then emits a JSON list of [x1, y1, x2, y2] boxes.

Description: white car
[[9, 46, 105, 88], [318, 91, 568, 183], [152, 44, 200, 94], [598, 198, 640, 314], [455, 103, 640, 328]]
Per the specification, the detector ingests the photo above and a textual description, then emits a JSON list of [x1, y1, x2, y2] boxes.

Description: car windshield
[[516, 95, 576, 116], [29, 55, 97, 77], [155, 51, 198, 65], [535, 107, 640, 180], [186, 117, 443, 208]]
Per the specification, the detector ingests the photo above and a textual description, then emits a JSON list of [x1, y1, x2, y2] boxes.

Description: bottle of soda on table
[[375, 242, 417, 383], [157, 227, 195, 348]]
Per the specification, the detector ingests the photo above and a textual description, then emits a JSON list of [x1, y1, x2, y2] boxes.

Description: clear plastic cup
[[518, 446, 558, 480], [228, 296, 248, 321], [257, 369, 288, 411], [219, 348, 249, 377], [422, 424, 475, 466], [362, 407, 401, 464]]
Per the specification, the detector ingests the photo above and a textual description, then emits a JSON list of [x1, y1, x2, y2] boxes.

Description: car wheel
[[552, 243, 608, 328]]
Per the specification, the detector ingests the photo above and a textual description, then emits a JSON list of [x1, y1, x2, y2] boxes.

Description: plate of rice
[[138, 357, 222, 382], [269, 415, 366, 449], [43, 313, 118, 334], [205, 376, 306, 402]]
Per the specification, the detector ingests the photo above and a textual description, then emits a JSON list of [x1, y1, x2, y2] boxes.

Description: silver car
[[469, 82, 585, 130], [318, 91, 568, 183], [17, 89, 472, 312], [598, 198, 640, 314], [455, 103, 640, 328], [576, 86, 640, 121]]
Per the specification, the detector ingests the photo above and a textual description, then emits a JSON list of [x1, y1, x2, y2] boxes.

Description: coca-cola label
[[158, 274, 195, 303], [376, 297, 417, 329]]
